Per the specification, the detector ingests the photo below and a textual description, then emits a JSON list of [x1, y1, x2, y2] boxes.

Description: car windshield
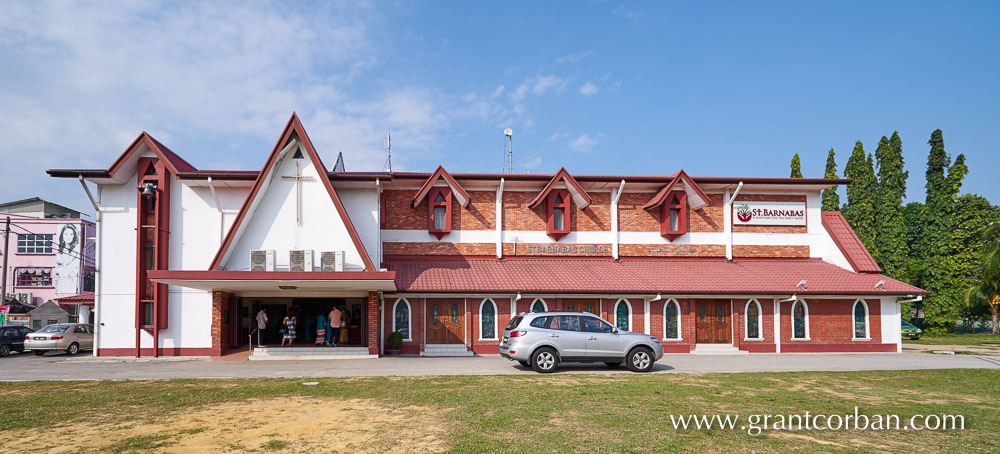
[[38, 325, 70, 333], [901, 320, 912, 327]]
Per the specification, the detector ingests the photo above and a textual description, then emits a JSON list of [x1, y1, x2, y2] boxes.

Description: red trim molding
[[148, 270, 396, 281], [780, 343, 897, 353], [410, 165, 471, 208], [643, 169, 711, 210], [98, 347, 222, 357], [428, 187, 452, 239], [528, 167, 592, 209], [208, 113, 377, 271], [546, 189, 571, 240]]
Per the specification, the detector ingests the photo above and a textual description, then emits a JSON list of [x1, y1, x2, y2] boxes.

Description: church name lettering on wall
[[647, 246, 698, 253], [733, 201, 807, 226], [524, 245, 610, 254]]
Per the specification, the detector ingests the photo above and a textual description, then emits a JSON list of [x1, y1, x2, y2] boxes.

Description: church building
[[47, 114, 925, 358]]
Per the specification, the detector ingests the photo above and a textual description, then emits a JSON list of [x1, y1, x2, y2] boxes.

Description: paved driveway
[[1, 351, 998, 381]]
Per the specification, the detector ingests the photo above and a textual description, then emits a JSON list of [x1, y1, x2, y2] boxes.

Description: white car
[[24, 324, 95, 356]]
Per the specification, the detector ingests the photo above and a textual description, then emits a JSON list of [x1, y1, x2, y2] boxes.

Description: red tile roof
[[821, 211, 882, 273], [53, 293, 95, 304], [386, 257, 924, 295]]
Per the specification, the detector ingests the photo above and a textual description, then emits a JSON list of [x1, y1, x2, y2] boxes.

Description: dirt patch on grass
[[1, 397, 448, 453]]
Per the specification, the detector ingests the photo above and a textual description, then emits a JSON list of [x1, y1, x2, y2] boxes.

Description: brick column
[[211, 290, 232, 356], [367, 291, 380, 355]]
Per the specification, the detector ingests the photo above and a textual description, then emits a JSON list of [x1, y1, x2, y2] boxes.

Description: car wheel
[[604, 362, 621, 368], [0, 344, 10, 357], [531, 347, 559, 373], [517, 360, 530, 368], [66, 343, 80, 356], [627, 347, 655, 372], [33, 350, 46, 356]]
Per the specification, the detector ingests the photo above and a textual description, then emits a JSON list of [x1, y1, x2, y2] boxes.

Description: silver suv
[[500, 311, 664, 373]]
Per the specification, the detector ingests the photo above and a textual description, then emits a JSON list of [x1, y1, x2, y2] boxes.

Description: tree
[[842, 141, 877, 249], [874, 132, 909, 277], [965, 222, 1000, 334], [790, 153, 803, 178], [916, 129, 952, 260], [912, 130, 971, 333], [821, 148, 840, 212]]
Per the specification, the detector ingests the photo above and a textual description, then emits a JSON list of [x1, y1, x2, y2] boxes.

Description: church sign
[[733, 201, 806, 226]]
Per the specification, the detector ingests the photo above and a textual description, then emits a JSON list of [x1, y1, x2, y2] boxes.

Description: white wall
[[222, 147, 370, 272], [339, 187, 380, 268]]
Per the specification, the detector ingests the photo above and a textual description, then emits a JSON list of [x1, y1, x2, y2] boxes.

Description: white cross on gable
[[281, 160, 313, 224]]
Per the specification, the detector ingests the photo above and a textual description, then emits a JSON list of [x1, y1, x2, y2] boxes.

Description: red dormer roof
[[410, 166, 471, 208], [527, 167, 593, 209], [822, 211, 882, 273], [643, 169, 711, 211], [108, 132, 198, 177]]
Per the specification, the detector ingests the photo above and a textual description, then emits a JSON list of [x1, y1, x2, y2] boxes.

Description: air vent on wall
[[249, 250, 275, 271], [289, 250, 313, 272]]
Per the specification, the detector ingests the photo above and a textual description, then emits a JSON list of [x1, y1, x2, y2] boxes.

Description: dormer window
[[428, 187, 452, 239], [661, 191, 687, 241], [547, 189, 571, 240]]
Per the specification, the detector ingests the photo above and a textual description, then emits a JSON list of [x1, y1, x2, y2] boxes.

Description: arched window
[[393, 299, 411, 341], [853, 300, 869, 339], [480, 299, 497, 340], [663, 299, 681, 340], [744, 299, 762, 340], [615, 299, 631, 331], [792, 300, 809, 340], [531, 298, 547, 312]]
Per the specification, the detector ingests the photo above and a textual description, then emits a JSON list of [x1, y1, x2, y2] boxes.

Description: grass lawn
[[904, 332, 1000, 346], [1, 369, 997, 453]]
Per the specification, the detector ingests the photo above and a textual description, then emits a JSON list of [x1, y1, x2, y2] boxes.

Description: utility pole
[[1, 217, 9, 304]]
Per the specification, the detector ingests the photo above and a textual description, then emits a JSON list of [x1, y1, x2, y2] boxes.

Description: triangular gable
[[642, 170, 711, 210], [527, 167, 592, 209], [209, 113, 376, 271], [332, 151, 346, 172], [411, 165, 471, 208], [103, 132, 198, 182]]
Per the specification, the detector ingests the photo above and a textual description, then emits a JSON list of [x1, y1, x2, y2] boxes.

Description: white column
[[643, 299, 651, 335], [496, 179, 504, 259], [611, 180, 625, 260], [724, 189, 732, 260], [773, 298, 781, 353]]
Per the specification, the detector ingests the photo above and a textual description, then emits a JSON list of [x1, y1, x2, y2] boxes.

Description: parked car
[[500, 311, 664, 373], [0, 325, 34, 357], [901, 320, 923, 340], [23, 323, 94, 356]]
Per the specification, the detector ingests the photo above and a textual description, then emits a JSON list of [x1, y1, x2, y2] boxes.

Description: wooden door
[[695, 300, 732, 343], [426, 299, 465, 344]]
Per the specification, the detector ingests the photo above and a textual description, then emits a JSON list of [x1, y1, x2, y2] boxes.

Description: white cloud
[[547, 131, 572, 141], [492, 85, 505, 98], [555, 50, 593, 64], [510, 74, 569, 102], [569, 133, 600, 152], [580, 82, 599, 96]]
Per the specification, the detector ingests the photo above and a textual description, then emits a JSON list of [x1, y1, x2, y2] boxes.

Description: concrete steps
[[250, 346, 376, 361], [420, 344, 474, 357], [691, 343, 749, 355]]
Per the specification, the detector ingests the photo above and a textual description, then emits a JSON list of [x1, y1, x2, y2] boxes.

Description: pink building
[[1, 198, 96, 325]]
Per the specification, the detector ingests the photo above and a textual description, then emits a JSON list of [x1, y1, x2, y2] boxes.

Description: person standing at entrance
[[255, 308, 268, 347], [315, 313, 328, 346], [281, 309, 296, 346], [329, 306, 343, 347]]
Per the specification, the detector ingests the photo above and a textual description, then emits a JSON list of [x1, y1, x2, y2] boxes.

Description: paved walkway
[[1, 351, 998, 381]]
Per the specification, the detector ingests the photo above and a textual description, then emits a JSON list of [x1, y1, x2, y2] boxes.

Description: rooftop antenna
[[502, 127, 513, 173], [383, 131, 392, 172]]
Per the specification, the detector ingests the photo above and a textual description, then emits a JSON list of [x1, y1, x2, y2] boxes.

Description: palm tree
[[966, 224, 1000, 334]]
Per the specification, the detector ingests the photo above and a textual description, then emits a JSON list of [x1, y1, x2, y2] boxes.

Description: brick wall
[[367, 291, 379, 355], [779, 298, 894, 352], [211, 290, 233, 354], [469, 297, 512, 354]]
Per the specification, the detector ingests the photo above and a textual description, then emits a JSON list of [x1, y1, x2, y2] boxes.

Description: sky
[[1, 1, 998, 216]]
